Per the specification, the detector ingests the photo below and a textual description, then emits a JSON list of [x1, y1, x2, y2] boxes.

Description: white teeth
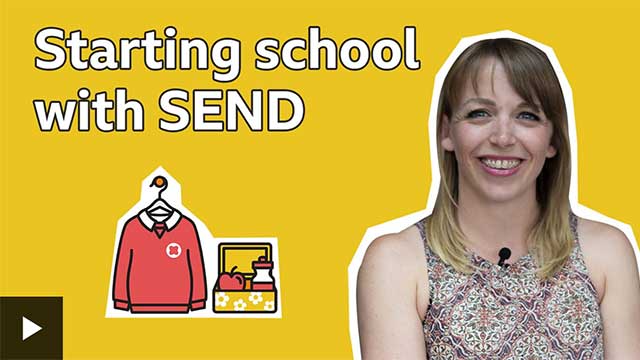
[[481, 158, 521, 169]]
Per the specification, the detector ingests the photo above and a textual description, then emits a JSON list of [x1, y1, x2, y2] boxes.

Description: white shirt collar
[[138, 209, 182, 231]]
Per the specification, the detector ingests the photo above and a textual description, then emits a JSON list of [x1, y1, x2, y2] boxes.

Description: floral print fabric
[[416, 214, 604, 359]]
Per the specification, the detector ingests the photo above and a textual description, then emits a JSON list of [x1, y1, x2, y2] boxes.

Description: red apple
[[217, 266, 245, 290]]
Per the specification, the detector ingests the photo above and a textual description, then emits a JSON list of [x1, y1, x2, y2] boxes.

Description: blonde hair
[[425, 38, 573, 279]]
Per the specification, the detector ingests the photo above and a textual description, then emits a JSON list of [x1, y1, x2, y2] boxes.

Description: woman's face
[[441, 58, 556, 204]]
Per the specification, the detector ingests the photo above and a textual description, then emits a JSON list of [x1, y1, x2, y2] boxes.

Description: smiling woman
[[443, 58, 558, 214], [356, 38, 640, 359]]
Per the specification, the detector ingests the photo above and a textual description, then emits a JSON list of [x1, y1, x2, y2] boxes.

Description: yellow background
[[2, 1, 640, 359]]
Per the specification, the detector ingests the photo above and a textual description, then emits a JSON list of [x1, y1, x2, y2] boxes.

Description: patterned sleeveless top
[[416, 214, 604, 359]]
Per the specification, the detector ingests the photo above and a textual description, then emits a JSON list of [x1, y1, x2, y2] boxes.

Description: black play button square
[[0, 297, 62, 360]]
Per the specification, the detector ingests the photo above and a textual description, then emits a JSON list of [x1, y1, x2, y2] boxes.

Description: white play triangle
[[22, 316, 42, 341]]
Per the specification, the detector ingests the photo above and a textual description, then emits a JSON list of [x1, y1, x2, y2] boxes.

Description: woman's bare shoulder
[[362, 224, 424, 263], [577, 217, 634, 262], [358, 222, 430, 317], [356, 222, 431, 358], [359, 222, 427, 284], [577, 216, 638, 301], [576, 216, 640, 356]]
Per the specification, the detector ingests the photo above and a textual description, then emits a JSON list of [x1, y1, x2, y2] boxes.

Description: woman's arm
[[356, 229, 429, 360], [580, 219, 640, 358]]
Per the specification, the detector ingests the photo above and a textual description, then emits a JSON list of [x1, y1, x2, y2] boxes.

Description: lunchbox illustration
[[213, 242, 278, 313]]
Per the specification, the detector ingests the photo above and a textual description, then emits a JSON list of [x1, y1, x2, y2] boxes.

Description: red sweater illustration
[[112, 209, 207, 313]]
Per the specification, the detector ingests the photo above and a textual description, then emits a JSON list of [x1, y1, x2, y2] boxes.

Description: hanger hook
[[150, 176, 168, 199]]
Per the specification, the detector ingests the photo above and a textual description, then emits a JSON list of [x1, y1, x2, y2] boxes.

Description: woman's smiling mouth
[[478, 156, 524, 176]]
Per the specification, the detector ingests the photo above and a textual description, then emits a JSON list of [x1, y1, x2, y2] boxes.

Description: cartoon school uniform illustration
[[111, 176, 207, 313], [106, 168, 282, 318]]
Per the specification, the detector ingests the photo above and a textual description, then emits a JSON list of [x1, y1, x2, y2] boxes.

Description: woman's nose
[[488, 117, 516, 147]]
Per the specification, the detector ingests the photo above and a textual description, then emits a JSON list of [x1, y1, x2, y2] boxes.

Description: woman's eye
[[466, 109, 490, 119], [518, 112, 540, 121]]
